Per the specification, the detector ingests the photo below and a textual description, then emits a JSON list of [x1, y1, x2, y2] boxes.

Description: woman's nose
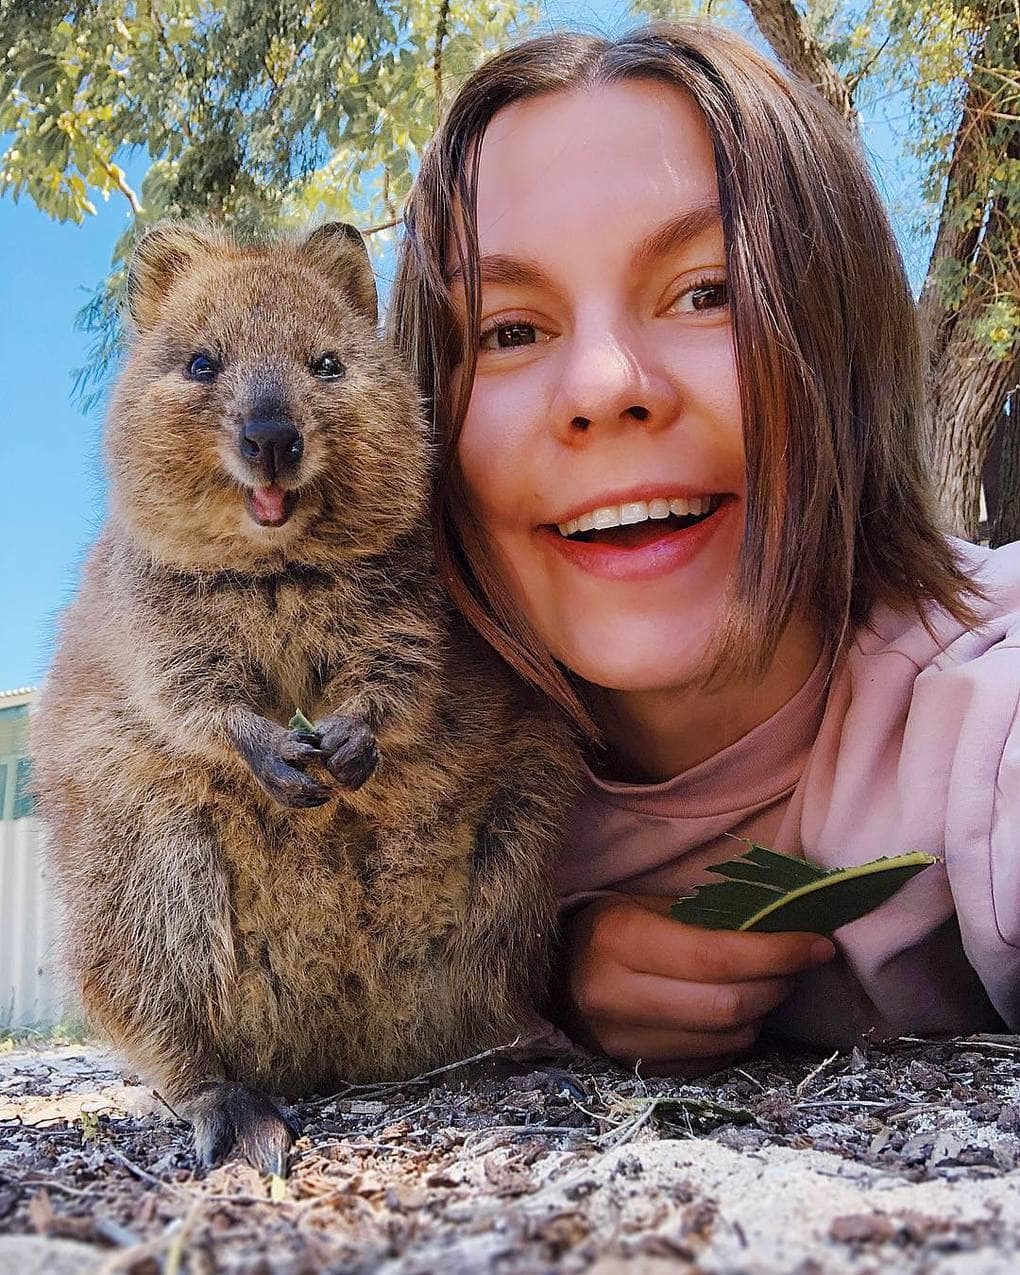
[[549, 322, 676, 441]]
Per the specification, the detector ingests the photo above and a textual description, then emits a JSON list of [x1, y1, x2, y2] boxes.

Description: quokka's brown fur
[[32, 220, 580, 1173]]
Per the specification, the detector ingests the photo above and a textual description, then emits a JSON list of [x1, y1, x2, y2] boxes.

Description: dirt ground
[[3, 1031, 1020, 1274]]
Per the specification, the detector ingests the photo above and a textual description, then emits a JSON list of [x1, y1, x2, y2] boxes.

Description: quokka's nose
[[239, 420, 303, 479]]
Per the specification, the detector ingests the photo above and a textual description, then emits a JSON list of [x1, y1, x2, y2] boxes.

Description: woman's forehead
[[472, 80, 720, 253]]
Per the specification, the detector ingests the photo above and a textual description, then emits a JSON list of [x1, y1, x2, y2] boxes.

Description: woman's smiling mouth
[[539, 492, 734, 579], [554, 493, 723, 542]]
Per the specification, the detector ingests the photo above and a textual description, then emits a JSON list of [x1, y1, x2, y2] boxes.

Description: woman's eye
[[311, 352, 346, 379], [478, 321, 542, 351], [186, 353, 219, 380], [671, 279, 729, 314]]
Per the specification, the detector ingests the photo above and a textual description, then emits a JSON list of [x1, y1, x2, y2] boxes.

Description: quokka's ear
[[126, 220, 227, 331], [299, 222, 378, 328]]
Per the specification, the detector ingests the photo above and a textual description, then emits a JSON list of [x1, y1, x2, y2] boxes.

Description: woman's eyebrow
[[446, 201, 722, 289], [632, 202, 723, 271], [446, 254, 545, 288]]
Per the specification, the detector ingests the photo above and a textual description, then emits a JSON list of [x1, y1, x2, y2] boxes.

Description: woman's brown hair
[[387, 19, 982, 736]]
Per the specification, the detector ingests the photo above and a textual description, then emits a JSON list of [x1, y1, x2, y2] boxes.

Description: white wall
[[0, 818, 80, 1030]]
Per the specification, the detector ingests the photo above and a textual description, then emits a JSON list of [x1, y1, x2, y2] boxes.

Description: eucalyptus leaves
[[670, 843, 937, 936]]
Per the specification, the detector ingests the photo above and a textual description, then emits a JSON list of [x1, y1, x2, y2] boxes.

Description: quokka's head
[[106, 220, 429, 571]]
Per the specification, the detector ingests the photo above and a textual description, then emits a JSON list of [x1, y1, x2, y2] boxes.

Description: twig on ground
[[795, 1098, 895, 1109], [461, 1124, 592, 1146], [306, 1036, 527, 1106], [152, 1089, 185, 1121], [97, 1218, 189, 1275], [106, 1144, 188, 1196], [0, 1117, 82, 1133], [93, 1215, 143, 1248], [890, 1034, 1020, 1055], [795, 1050, 842, 1099], [597, 1097, 660, 1150], [17, 1174, 97, 1198], [958, 1038, 1020, 1056]]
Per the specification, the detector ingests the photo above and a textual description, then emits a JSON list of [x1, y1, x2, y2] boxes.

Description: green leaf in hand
[[669, 843, 937, 936], [289, 708, 315, 733]]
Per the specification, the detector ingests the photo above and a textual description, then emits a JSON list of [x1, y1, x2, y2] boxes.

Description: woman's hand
[[556, 894, 836, 1076]]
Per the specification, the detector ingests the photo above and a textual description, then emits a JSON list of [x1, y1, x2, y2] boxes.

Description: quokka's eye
[[311, 352, 346, 380], [187, 353, 219, 381]]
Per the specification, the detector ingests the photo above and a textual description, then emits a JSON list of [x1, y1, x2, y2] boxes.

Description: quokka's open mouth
[[245, 484, 299, 528]]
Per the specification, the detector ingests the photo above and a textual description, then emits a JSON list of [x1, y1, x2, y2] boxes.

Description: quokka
[[32, 220, 580, 1174]]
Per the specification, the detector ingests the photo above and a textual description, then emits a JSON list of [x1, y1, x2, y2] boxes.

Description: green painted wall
[[0, 704, 34, 819]]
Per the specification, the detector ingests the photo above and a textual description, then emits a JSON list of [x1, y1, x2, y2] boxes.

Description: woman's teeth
[[556, 495, 719, 538]]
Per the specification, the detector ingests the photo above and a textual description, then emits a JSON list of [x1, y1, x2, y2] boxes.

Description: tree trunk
[[991, 393, 1020, 547], [929, 336, 1015, 538]]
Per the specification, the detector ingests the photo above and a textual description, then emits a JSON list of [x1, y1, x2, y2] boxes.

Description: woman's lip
[[539, 497, 734, 581]]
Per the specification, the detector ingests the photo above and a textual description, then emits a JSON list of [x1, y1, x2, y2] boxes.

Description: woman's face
[[453, 80, 746, 693]]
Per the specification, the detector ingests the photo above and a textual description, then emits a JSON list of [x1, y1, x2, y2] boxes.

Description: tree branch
[[433, 0, 450, 118], [742, 0, 856, 126]]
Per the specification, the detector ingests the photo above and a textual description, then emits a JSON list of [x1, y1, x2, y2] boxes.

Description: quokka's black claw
[[187, 1081, 300, 1177]]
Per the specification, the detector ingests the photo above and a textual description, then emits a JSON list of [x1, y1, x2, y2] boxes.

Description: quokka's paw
[[188, 1081, 301, 1177], [315, 713, 380, 789], [251, 732, 334, 808]]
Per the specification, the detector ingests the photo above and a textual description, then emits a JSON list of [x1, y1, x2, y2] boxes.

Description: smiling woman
[[389, 20, 1020, 1075]]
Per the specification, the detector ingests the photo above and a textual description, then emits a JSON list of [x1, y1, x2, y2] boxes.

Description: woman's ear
[[299, 222, 378, 328], [126, 220, 226, 332]]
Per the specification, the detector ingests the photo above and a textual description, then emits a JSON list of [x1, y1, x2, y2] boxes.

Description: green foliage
[[974, 295, 1020, 361], [669, 843, 937, 934], [0, 0, 539, 407], [78, 1108, 102, 1144]]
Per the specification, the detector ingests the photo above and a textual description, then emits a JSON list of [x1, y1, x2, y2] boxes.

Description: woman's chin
[[555, 636, 717, 697]]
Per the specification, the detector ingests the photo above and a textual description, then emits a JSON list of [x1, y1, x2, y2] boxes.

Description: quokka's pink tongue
[[251, 484, 286, 524]]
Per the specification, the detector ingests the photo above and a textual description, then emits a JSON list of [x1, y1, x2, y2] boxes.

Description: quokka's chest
[[182, 575, 363, 709], [215, 791, 479, 944]]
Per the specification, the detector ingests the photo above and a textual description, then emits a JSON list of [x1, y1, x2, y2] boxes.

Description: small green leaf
[[670, 844, 938, 936], [289, 708, 315, 732], [653, 1095, 756, 1128]]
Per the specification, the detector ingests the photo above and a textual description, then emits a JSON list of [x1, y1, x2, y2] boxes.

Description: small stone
[[338, 1099, 387, 1116], [997, 1103, 1020, 1132], [830, 1213, 896, 1245]]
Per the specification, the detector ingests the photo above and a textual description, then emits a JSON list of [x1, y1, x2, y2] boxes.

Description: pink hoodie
[[555, 539, 1020, 1048]]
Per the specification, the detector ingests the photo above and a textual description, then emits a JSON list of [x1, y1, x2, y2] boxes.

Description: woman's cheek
[[457, 379, 539, 534]]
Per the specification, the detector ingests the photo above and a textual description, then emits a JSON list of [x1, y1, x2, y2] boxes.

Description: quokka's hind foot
[[186, 1081, 301, 1176]]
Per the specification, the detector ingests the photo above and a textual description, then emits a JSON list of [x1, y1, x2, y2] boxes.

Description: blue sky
[[0, 0, 928, 691]]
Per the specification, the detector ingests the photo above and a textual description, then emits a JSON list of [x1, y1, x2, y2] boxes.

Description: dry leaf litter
[[3, 1031, 1020, 1273]]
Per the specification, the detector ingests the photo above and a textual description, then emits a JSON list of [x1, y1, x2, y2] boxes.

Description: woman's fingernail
[[811, 938, 836, 963]]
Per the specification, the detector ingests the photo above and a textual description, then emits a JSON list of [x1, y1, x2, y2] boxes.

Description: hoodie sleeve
[[912, 540, 1020, 1030], [941, 646, 1020, 1028]]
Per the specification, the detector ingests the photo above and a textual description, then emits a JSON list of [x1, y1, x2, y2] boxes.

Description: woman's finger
[[585, 897, 834, 983], [579, 971, 796, 1033]]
